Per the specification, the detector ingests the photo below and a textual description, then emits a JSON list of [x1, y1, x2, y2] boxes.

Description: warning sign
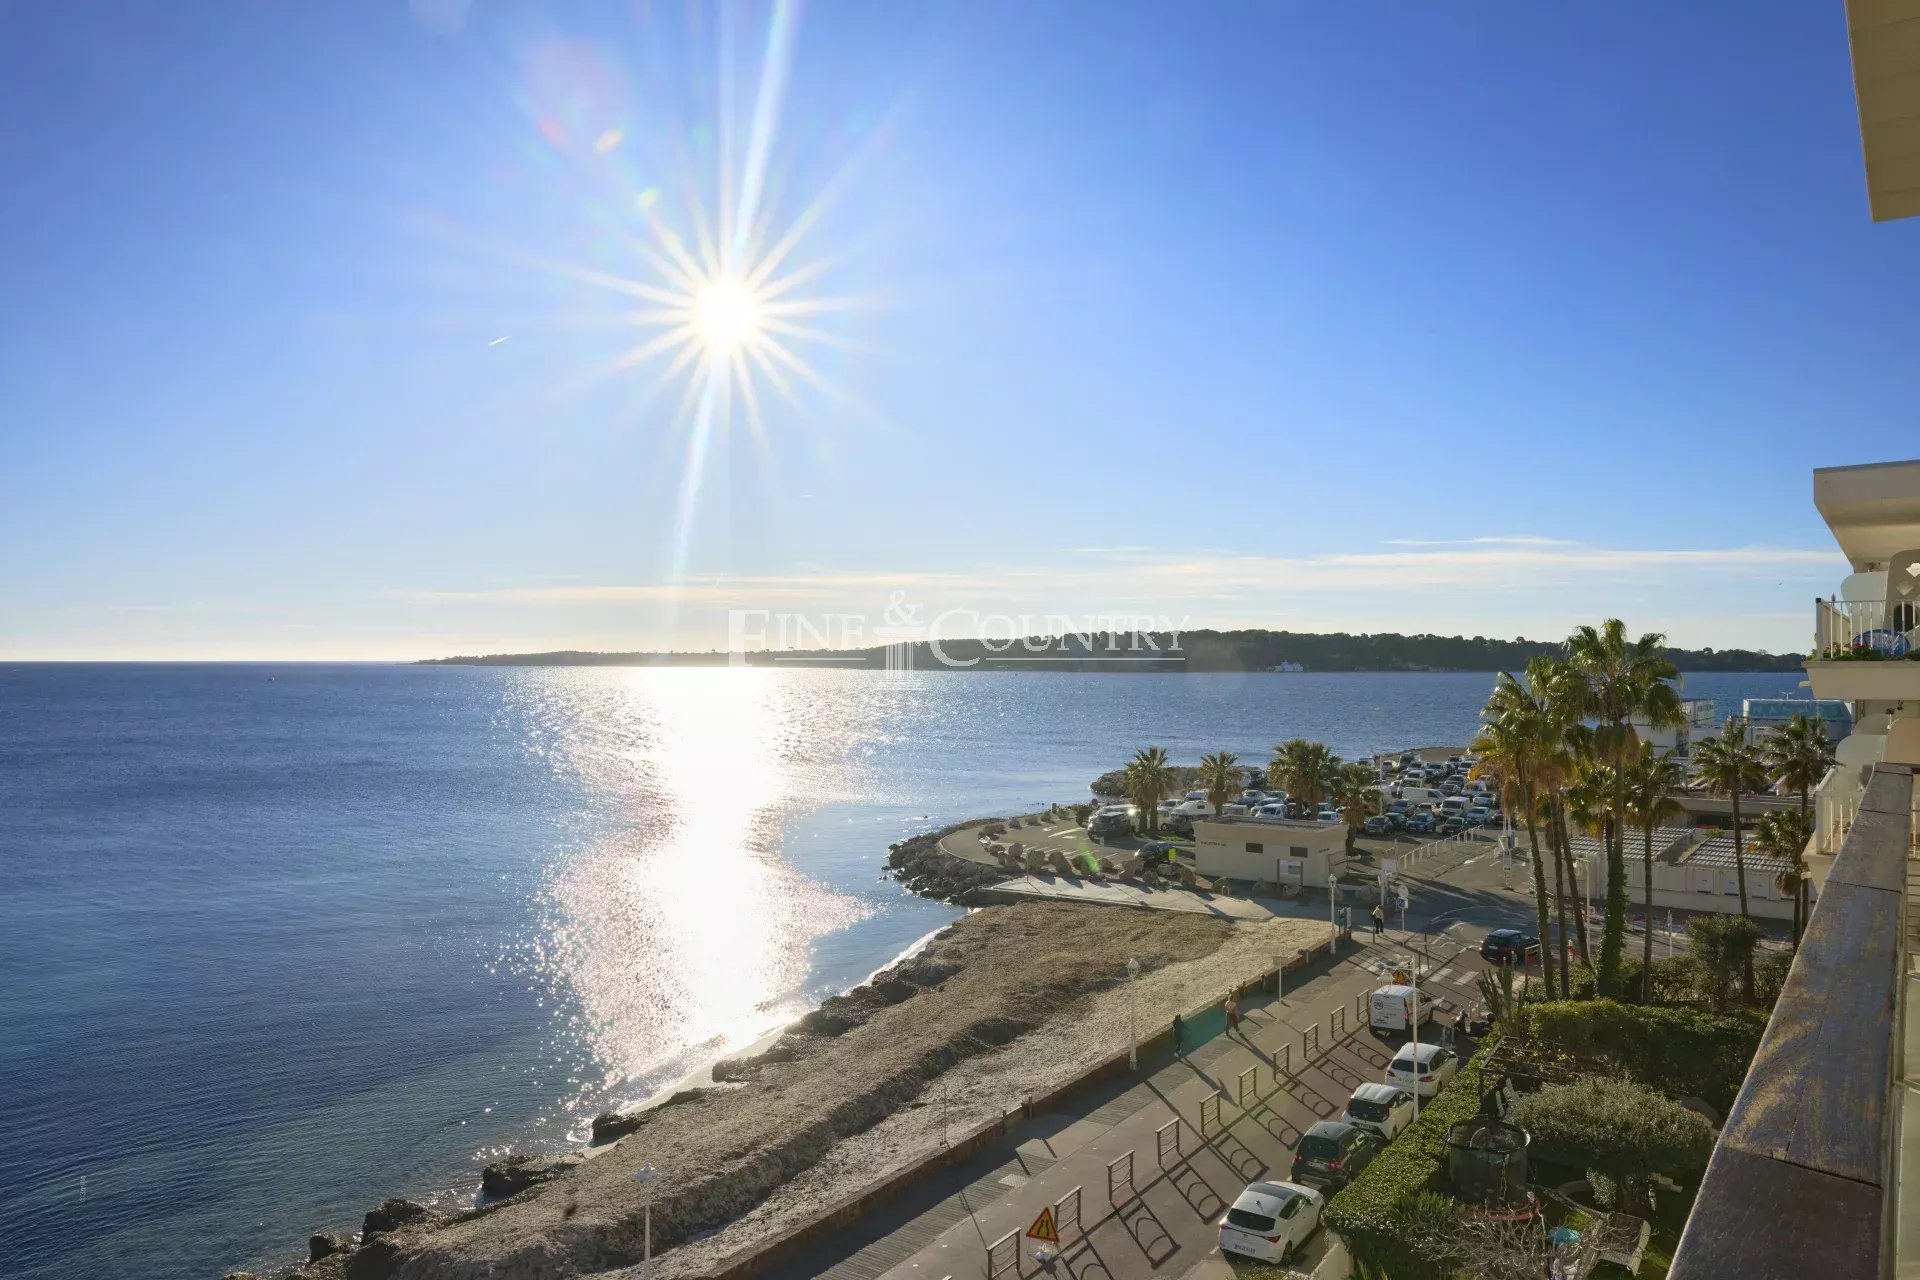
[[1026, 1206, 1060, 1243]]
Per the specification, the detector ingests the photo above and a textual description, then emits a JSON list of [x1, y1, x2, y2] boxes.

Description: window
[[1290, 845, 1309, 858], [1245, 842, 1264, 854], [1227, 1207, 1276, 1233]]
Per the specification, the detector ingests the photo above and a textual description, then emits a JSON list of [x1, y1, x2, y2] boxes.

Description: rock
[[221, 1273, 265, 1279], [481, 1153, 582, 1198], [309, 1231, 354, 1261], [591, 1110, 650, 1144], [361, 1197, 436, 1238]]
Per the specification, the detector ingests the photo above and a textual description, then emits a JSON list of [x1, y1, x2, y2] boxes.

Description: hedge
[[1323, 1033, 1501, 1280], [1522, 1000, 1766, 1113]]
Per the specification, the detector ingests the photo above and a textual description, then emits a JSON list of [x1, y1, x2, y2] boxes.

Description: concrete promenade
[[783, 926, 1494, 1280]]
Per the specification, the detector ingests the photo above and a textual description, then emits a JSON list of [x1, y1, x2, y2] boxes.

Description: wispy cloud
[[1383, 535, 1581, 548], [390, 541, 1841, 608]]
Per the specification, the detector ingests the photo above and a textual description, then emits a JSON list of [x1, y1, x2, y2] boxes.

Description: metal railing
[[1814, 596, 1920, 657]]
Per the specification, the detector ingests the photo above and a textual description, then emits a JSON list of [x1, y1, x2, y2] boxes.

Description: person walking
[[1224, 992, 1241, 1035], [1171, 1012, 1184, 1055], [1370, 904, 1385, 938]]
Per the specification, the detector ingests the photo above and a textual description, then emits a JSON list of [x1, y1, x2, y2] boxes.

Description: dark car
[[1289, 1120, 1382, 1191], [1404, 812, 1437, 834], [1480, 929, 1541, 965], [1362, 815, 1393, 836], [1165, 813, 1195, 838]]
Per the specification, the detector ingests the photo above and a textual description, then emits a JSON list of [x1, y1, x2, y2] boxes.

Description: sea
[[0, 664, 1805, 1280]]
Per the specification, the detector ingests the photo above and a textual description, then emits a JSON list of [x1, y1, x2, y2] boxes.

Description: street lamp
[[633, 1163, 660, 1279], [1126, 956, 1142, 1069], [1410, 907, 1476, 1121]]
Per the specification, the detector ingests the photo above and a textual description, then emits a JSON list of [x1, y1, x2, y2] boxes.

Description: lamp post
[[633, 1163, 660, 1280], [1126, 956, 1142, 1070], [1411, 908, 1475, 1121]]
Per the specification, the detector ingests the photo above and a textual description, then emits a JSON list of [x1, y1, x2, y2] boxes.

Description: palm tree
[[1756, 807, 1815, 947], [1198, 750, 1241, 817], [1123, 746, 1176, 836], [1329, 760, 1380, 860], [1624, 743, 1687, 1001], [1763, 713, 1836, 822], [1565, 620, 1682, 998], [1269, 738, 1339, 813], [1526, 654, 1588, 995], [1473, 672, 1558, 995], [1693, 718, 1768, 918]]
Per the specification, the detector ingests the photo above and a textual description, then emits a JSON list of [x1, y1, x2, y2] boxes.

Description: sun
[[690, 277, 761, 352]]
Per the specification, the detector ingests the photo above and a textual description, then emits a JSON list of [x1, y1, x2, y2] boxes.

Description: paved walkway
[[987, 874, 1294, 921], [784, 928, 1492, 1280]]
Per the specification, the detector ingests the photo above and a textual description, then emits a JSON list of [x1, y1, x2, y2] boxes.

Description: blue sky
[[3, 0, 1915, 660]]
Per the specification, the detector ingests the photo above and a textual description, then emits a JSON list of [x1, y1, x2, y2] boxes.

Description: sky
[[3, 0, 1917, 661]]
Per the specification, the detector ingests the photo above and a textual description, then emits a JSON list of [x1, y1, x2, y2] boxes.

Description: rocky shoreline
[[220, 813, 1140, 1280]]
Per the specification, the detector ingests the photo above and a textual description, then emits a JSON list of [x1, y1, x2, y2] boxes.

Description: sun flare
[[691, 277, 762, 352]]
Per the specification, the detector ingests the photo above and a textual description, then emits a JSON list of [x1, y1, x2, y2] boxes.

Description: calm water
[[0, 665, 1802, 1279]]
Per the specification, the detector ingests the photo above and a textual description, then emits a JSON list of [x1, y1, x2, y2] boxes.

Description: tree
[[1762, 712, 1835, 822], [1685, 913, 1761, 1010], [1329, 760, 1380, 859], [1509, 1077, 1714, 1214], [1624, 744, 1687, 1002], [1197, 750, 1241, 817], [1565, 620, 1683, 999], [1473, 672, 1559, 995], [1269, 738, 1339, 812], [1123, 746, 1176, 836], [1525, 655, 1589, 996], [1693, 718, 1768, 919], [1756, 807, 1815, 947]]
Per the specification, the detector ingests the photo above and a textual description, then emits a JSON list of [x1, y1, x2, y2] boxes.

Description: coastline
[[241, 817, 1323, 1280]]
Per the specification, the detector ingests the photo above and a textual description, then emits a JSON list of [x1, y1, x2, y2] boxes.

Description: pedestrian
[[1370, 904, 1384, 937], [1225, 993, 1241, 1035], [1171, 1012, 1184, 1055]]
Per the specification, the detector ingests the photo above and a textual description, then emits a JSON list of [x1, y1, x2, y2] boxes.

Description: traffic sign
[[1027, 1206, 1060, 1243]]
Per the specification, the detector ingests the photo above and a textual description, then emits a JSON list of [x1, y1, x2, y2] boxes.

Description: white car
[[1342, 1082, 1417, 1141], [1216, 1180, 1323, 1264], [1385, 1041, 1458, 1098], [1172, 799, 1215, 817]]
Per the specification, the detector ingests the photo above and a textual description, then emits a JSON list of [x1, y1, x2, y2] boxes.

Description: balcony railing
[[1668, 763, 1916, 1280], [1814, 595, 1920, 657]]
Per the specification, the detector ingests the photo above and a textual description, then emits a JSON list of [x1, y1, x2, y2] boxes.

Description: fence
[[1302, 1022, 1320, 1058], [1156, 1118, 1182, 1168], [987, 1229, 1020, 1278], [1198, 1090, 1222, 1138], [1054, 1185, 1082, 1239], [1237, 1064, 1258, 1107], [1106, 1151, 1134, 1204]]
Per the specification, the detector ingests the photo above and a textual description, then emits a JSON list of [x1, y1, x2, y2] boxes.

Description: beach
[[289, 900, 1326, 1280]]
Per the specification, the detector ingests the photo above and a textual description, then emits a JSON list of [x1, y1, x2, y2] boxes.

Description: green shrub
[[1508, 1077, 1714, 1211], [1523, 1000, 1765, 1112], [1324, 1034, 1501, 1280]]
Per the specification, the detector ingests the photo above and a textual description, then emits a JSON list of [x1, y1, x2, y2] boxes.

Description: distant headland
[[418, 629, 1803, 673]]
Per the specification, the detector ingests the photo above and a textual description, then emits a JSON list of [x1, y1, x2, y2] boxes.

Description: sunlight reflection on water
[[522, 669, 872, 1114]]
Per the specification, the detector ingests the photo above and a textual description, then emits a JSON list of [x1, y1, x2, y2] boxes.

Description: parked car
[[1316, 809, 1341, 823], [1216, 1180, 1324, 1265], [1383, 811, 1407, 829], [1362, 815, 1393, 836], [1342, 1082, 1417, 1141], [1385, 1041, 1459, 1098], [1479, 929, 1541, 965], [1257, 802, 1288, 817], [1088, 810, 1132, 840], [1289, 1120, 1383, 1191], [1466, 806, 1494, 825], [1165, 814, 1194, 838], [1438, 816, 1469, 835], [1404, 812, 1436, 834], [1172, 799, 1215, 817]]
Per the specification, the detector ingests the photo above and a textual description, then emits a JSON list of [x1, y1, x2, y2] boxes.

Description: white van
[[1369, 984, 1437, 1034]]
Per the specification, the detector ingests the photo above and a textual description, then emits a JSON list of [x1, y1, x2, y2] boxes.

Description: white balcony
[[1807, 596, 1920, 701]]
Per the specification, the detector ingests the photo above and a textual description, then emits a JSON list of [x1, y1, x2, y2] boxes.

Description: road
[[781, 925, 1504, 1280]]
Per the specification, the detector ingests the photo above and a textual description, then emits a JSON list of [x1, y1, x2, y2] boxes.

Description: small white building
[[1571, 829, 1803, 923], [1188, 817, 1347, 890], [1631, 698, 1718, 756]]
